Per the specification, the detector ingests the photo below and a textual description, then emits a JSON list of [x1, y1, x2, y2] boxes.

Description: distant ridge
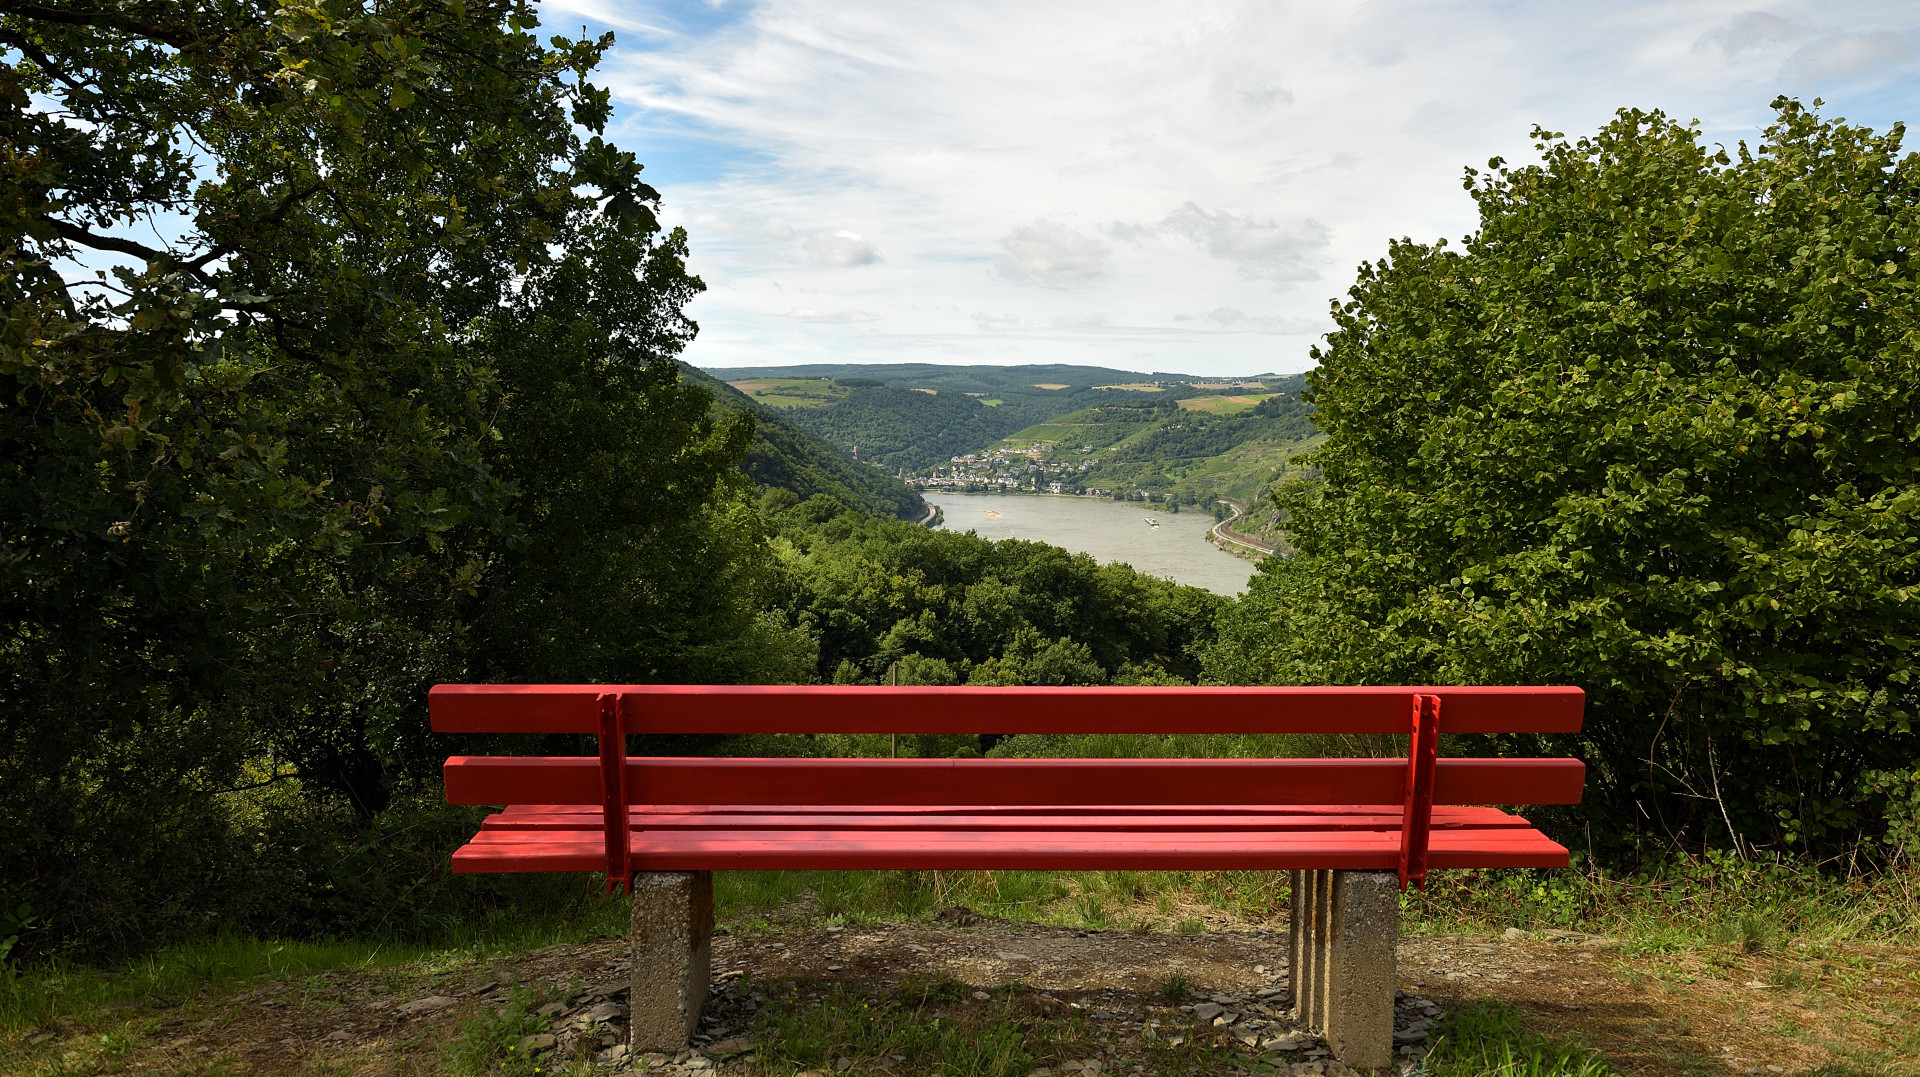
[[677, 363, 928, 521], [704, 362, 1258, 391]]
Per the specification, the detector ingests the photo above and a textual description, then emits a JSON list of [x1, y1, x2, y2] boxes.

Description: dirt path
[[7, 916, 1916, 1076]]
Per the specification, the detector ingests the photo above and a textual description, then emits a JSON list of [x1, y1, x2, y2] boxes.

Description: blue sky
[[541, 1, 1920, 377]]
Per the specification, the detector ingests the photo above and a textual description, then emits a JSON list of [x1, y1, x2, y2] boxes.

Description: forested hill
[[778, 385, 1030, 473], [678, 364, 928, 520], [708, 364, 1298, 478], [999, 372, 1318, 504], [708, 363, 1217, 393]]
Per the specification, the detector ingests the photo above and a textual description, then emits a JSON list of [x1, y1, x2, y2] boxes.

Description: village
[[909, 445, 1109, 496]]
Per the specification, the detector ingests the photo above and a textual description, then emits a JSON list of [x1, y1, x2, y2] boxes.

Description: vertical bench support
[[1290, 869, 1398, 1070], [1398, 693, 1440, 890], [630, 870, 714, 1053], [597, 693, 632, 895]]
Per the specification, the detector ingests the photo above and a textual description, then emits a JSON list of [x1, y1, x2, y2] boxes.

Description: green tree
[[1208, 100, 1920, 857], [0, 0, 754, 953], [469, 216, 815, 688]]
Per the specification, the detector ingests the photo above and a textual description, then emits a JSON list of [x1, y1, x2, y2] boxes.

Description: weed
[[1404, 855, 1918, 951], [1158, 974, 1191, 999], [442, 986, 550, 1077], [1425, 999, 1616, 1076], [755, 982, 1030, 1076]]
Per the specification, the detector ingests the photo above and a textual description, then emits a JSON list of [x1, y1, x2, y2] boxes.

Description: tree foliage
[[680, 365, 930, 520], [0, 0, 762, 954], [781, 385, 1022, 473], [1209, 101, 1920, 857], [767, 495, 1223, 692]]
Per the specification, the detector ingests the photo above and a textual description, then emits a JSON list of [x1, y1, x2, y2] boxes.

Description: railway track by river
[[1211, 498, 1276, 555]]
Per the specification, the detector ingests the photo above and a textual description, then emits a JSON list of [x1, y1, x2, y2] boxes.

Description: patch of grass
[[753, 981, 1031, 1076], [1425, 999, 1616, 1076], [1176, 393, 1275, 414], [1403, 855, 1920, 951], [0, 889, 630, 1034], [1158, 974, 1191, 999], [717, 870, 1071, 927], [442, 985, 558, 1077]]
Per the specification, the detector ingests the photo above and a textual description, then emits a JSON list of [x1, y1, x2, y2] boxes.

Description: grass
[[8, 855, 1916, 1076], [743, 978, 1244, 1077], [1402, 855, 1920, 953], [726, 377, 850, 408], [714, 868, 1293, 933], [1425, 1000, 1615, 1076], [753, 979, 1033, 1076], [441, 985, 558, 1077], [20, 846, 1894, 1038], [1176, 393, 1275, 414], [0, 888, 630, 1035]]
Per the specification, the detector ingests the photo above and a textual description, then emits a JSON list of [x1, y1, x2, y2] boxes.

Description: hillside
[[696, 362, 1318, 519], [676, 364, 928, 520], [918, 373, 1320, 507], [710, 363, 1277, 437], [771, 385, 1028, 473], [706, 362, 1238, 394]]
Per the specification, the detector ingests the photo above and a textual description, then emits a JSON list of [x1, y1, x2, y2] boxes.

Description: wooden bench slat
[[476, 809, 1541, 833], [487, 803, 1528, 820], [429, 684, 1585, 735], [448, 826, 1568, 872], [444, 756, 1585, 807]]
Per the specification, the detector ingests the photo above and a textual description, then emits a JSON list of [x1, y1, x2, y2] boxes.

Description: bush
[[1208, 99, 1920, 858]]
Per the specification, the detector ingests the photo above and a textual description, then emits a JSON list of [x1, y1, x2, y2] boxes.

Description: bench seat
[[452, 802, 1570, 872]]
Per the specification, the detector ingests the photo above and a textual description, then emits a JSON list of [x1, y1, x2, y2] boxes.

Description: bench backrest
[[431, 684, 1585, 892]]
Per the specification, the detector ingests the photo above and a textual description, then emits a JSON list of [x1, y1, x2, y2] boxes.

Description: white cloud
[[785, 307, 880, 323], [684, 206, 797, 241], [1174, 308, 1329, 334], [973, 312, 1047, 331], [802, 229, 882, 267], [561, 0, 1920, 377], [1785, 31, 1917, 82], [1696, 12, 1806, 57], [1160, 203, 1331, 286], [993, 221, 1111, 289], [1052, 313, 1110, 329]]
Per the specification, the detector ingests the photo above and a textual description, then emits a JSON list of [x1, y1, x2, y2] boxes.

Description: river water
[[925, 492, 1259, 596]]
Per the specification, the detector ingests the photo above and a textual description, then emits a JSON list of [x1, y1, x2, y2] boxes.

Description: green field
[[727, 377, 849, 408], [1177, 393, 1277, 414]]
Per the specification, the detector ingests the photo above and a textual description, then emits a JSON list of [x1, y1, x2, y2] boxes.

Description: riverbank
[[1208, 498, 1276, 561]]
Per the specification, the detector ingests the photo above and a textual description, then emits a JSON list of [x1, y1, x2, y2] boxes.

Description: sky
[[540, 1, 1920, 378]]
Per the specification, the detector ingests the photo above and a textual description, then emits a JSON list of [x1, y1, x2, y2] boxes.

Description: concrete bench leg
[[630, 870, 713, 1053], [1290, 869, 1397, 1070]]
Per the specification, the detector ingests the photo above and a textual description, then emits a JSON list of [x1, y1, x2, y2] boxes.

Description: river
[[924, 492, 1259, 596]]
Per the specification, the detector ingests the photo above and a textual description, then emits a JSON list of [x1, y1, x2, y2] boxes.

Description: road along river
[[925, 492, 1259, 596]]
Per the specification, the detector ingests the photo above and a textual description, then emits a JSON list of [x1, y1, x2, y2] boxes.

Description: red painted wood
[[595, 693, 630, 894], [444, 756, 1585, 807], [477, 808, 1542, 833], [485, 802, 1529, 820], [428, 684, 1585, 735], [446, 825, 1569, 873], [1399, 693, 1440, 890]]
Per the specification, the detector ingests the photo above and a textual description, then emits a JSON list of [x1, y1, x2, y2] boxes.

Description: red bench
[[432, 684, 1584, 1067]]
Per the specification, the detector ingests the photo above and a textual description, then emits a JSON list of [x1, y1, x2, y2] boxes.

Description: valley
[[706, 363, 1320, 553]]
